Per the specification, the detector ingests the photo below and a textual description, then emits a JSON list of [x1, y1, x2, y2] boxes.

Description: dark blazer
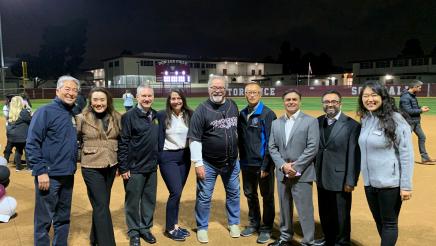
[[315, 113, 361, 191]]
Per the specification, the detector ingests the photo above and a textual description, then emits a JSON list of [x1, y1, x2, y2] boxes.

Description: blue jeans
[[195, 160, 240, 230], [34, 175, 74, 246]]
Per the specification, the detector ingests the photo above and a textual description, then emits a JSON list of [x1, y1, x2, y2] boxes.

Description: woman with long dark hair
[[6, 96, 31, 171], [157, 89, 193, 241], [76, 87, 121, 246], [357, 81, 414, 246]]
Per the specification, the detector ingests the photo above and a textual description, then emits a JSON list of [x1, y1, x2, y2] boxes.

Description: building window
[[140, 60, 154, 66], [109, 62, 113, 68], [205, 63, 216, 69], [114, 60, 120, 67], [194, 63, 200, 68], [201, 70, 206, 75], [432, 57, 436, 64], [223, 69, 227, 75], [201, 63, 205, 68], [375, 60, 390, 68], [258, 69, 262, 75], [411, 57, 428, 66], [360, 62, 373, 69], [393, 59, 408, 67], [188, 63, 193, 68], [400, 75, 417, 79], [251, 69, 255, 75]]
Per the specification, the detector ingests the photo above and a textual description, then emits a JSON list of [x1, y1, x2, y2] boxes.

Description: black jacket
[[315, 113, 361, 191], [7, 109, 31, 143], [399, 89, 421, 124], [118, 106, 159, 174], [237, 101, 276, 171]]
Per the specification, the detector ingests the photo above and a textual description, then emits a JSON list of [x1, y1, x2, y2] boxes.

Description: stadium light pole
[[0, 10, 6, 96]]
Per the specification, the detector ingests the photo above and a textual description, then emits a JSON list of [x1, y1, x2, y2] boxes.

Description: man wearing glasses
[[237, 82, 276, 244], [188, 75, 241, 243], [314, 90, 360, 246]]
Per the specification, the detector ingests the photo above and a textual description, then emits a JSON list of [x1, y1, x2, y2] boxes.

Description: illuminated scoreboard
[[155, 60, 191, 83]]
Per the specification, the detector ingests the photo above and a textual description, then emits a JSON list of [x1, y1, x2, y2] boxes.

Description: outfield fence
[[1, 83, 436, 99]]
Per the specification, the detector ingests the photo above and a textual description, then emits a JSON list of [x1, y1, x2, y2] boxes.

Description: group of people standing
[[22, 74, 422, 246]]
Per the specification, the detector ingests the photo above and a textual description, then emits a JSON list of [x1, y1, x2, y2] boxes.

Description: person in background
[[156, 89, 193, 241], [358, 81, 414, 246], [73, 90, 87, 115], [6, 96, 32, 171], [238, 82, 276, 244], [76, 87, 121, 246], [118, 85, 159, 246], [123, 89, 135, 111], [188, 75, 241, 243], [399, 79, 435, 164], [26, 75, 80, 246], [315, 90, 360, 246], [2, 96, 13, 163]]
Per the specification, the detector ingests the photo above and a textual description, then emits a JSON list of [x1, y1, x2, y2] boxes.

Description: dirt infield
[[0, 111, 435, 246]]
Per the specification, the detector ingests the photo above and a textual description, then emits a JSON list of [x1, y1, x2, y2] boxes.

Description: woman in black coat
[[6, 96, 31, 171]]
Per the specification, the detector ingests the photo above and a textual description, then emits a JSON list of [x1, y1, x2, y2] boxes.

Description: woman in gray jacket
[[357, 81, 414, 246]]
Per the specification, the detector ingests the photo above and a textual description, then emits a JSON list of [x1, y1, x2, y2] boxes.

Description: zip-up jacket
[[118, 106, 159, 174], [358, 112, 414, 190], [399, 89, 421, 124], [238, 101, 276, 171], [26, 97, 78, 176], [7, 109, 31, 143]]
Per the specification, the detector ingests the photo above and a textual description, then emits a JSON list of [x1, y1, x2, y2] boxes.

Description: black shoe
[[165, 229, 186, 241], [178, 227, 191, 237], [268, 239, 292, 246], [313, 238, 326, 246], [241, 227, 257, 237], [130, 236, 141, 246], [140, 232, 156, 244]]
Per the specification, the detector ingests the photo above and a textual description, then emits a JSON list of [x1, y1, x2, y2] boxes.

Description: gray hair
[[409, 79, 423, 88], [56, 75, 80, 90], [208, 75, 229, 89], [136, 85, 154, 96]]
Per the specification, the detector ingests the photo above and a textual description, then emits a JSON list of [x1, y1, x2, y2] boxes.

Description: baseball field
[[0, 96, 435, 245]]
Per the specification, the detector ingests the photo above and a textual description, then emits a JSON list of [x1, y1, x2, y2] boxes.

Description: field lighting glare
[[385, 74, 393, 80]]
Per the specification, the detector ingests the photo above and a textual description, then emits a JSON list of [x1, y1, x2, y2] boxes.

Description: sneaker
[[256, 231, 271, 244], [197, 229, 208, 243], [165, 229, 186, 241], [421, 158, 436, 164], [178, 227, 191, 237], [228, 224, 241, 238], [241, 227, 257, 237]]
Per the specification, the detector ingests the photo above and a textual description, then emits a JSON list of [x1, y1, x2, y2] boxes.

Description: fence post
[[427, 83, 430, 97]]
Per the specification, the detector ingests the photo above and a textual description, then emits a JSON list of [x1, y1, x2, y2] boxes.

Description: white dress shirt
[[163, 112, 189, 150], [285, 110, 300, 145]]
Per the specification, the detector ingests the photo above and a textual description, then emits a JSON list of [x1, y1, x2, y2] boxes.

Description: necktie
[[327, 118, 336, 126]]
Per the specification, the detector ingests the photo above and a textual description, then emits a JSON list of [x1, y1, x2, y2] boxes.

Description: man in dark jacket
[[238, 82, 276, 244], [399, 80, 435, 164], [118, 85, 159, 245], [315, 90, 360, 246], [26, 75, 80, 246]]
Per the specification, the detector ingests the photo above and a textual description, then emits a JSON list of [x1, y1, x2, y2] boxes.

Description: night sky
[[1, 0, 435, 68]]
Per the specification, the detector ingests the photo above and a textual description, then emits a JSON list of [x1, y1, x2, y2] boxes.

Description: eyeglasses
[[245, 91, 259, 95], [210, 86, 225, 91], [322, 100, 340, 105]]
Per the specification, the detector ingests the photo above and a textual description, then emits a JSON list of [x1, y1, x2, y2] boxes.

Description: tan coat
[[76, 111, 122, 168]]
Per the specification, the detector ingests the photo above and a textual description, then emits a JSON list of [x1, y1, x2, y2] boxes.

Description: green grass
[[3, 97, 436, 116]]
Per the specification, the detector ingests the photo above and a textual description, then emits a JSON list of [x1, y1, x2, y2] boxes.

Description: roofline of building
[[101, 54, 282, 65], [349, 55, 435, 63]]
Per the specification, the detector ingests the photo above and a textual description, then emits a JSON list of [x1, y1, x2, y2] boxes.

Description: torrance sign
[[226, 87, 276, 97]]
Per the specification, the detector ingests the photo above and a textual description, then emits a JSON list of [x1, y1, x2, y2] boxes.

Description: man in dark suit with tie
[[268, 89, 320, 246], [315, 90, 360, 246]]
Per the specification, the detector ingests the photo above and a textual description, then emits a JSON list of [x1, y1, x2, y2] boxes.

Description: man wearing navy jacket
[[238, 82, 276, 244], [26, 75, 80, 246]]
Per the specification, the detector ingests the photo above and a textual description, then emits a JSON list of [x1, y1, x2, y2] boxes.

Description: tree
[[401, 38, 424, 57], [278, 41, 292, 74]]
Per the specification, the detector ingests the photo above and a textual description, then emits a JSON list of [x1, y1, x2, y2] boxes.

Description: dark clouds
[[1, 0, 435, 67]]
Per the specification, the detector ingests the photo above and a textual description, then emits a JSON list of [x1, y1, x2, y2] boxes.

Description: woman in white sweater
[[357, 81, 414, 246]]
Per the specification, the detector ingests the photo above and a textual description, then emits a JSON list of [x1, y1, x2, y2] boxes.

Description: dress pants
[[34, 175, 74, 246], [317, 186, 352, 246], [241, 165, 275, 232], [159, 149, 191, 231], [124, 171, 157, 237], [82, 166, 117, 246], [411, 122, 430, 159]]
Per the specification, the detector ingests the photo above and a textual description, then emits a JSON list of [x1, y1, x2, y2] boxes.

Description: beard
[[324, 107, 340, 118], [211, 95, 225, 104]]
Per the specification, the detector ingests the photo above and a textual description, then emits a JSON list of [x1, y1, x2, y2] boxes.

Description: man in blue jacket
[[238, 82, 276, 244], [399, 80, 435, 164], [26, 75, 80, 246]]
